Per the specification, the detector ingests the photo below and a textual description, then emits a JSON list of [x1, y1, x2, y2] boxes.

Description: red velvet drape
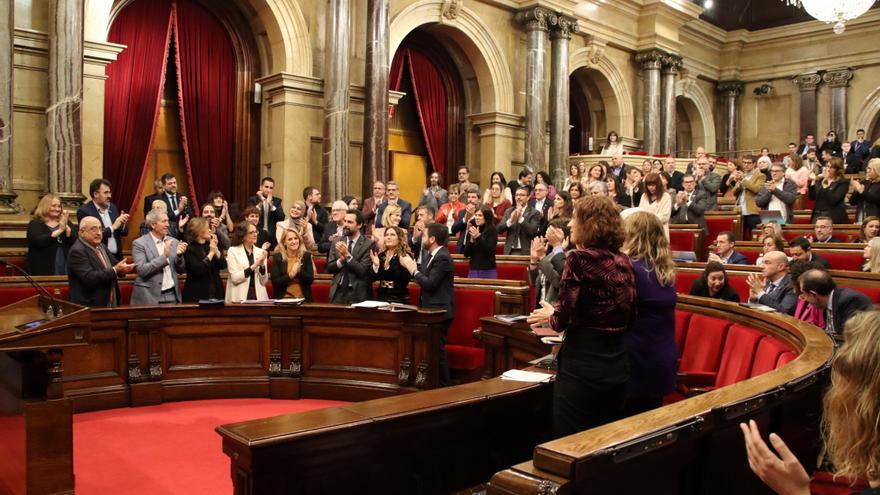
[[406, 50, 447, 178], [104, 0, 173, 214], [173, 0, 235, 208]]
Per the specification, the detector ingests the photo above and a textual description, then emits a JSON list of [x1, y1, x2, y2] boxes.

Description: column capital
[[635, 49, 666, 71], [661, 54, 682, 74], [549, 14, 579, 40], [717, 80, 744, 96], [822, 67, 854, 88], [515, 7, 557, 32], [792, 72, 822, 92]]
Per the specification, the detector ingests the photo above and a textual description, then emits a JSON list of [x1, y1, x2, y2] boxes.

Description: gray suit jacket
[[131, 232, 186, 305], [326, 234, 376, 304], [755, 178, 798, 224], [696, 171, 722, 211], [528, 250, 565, 305], [671, 189, 708, 234], [497, 205, 541, 255]]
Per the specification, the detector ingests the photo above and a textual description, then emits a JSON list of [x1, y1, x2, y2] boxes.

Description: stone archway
[[675, 77, 716, 153], [853, 85, 880, 142], [568, 47, 636, 141]]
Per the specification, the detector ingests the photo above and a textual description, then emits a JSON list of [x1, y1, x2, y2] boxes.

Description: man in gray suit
[[498, 187, 541, 255], [671, 173, 708, 234], [131, 210, 187, 305], [755, 163, 798, 224], [694, 155, 721, 211], [327, 209, 376, 304], [747, 251, 797, 315]]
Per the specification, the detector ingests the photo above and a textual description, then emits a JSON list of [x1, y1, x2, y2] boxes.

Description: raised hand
[[261, 241, 271, 252], [289, 260, 302, 277], [747, 273, 766, 297], [179, 196, 188, 213], [369, 248, 380, 268], [527, 300, 554, 326], [400, 255, 418, 275], [739, 420, 810, 495], [335, 241, 349, 259], [113, 259, 136, 275], [467, 225, 480, 239], [176, 241, 187, 256], [163, 239, 173, 257]]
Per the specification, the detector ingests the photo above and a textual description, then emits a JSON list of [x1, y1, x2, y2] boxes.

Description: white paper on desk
[[350, 300, 390, 309], [501, 369, 553, 383]]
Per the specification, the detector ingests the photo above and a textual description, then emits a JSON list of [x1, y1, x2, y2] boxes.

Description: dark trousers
[[743, 214, 762, 238], [439, 319, 452, 387]]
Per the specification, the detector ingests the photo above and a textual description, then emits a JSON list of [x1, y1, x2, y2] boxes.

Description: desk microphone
[[0, 258, 62, 317]]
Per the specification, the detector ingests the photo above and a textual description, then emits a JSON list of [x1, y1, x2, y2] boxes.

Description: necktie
[[766, 282, 776, 295], [340, 240, 355, 288], [94, 246, 115, 306], [169, 195, 177, 212], [263, 199, 270, 232]]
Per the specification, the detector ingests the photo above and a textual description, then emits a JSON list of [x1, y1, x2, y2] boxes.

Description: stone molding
[[549, 14, 579, 40], [515, 6, 557, 32], [822, 68, 854, 88], [792, 73, 822, 92], [717, 80, 745, 96]]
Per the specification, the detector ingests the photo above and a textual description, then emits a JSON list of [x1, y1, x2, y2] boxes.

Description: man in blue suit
[[374, 181, 412, 228], [402, 223, 455, 387], [851, 128, 872, 166], [747, 251, 798, 315], [76, 178, 130, 263], [708, 231, 750, 265]]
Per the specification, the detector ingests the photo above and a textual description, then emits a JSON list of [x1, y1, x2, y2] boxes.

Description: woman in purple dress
[[622, 210, 678, 414], [529, 196, 636, 438]]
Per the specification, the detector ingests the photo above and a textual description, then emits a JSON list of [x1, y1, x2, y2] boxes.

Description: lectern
[[0, 296, 90, 494]]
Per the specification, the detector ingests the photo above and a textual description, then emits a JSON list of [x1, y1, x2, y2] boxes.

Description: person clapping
[[370, 226, 414, 304]]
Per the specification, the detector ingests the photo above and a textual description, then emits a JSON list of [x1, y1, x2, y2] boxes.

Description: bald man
[[318, 200, 350, 254], [67, 216, 135, 307], [746, 251, 797, 315]]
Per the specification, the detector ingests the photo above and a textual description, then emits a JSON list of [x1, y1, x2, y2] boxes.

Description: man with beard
[[327, 209, 375, 304]]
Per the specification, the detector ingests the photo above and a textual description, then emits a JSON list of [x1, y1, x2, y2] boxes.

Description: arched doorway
[[675, 95, 709, 155], [570, 78, 591, 155], [570, 67, 619, 153]]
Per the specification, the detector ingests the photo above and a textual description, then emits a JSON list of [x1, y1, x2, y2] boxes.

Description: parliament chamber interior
[[2, 0, 880, 494]]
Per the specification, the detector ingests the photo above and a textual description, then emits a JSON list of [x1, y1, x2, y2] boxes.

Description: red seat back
[[776, 351, 796, 367], [817, 251, 865, 271], [669, 231, 702, 259], [314, 257, 327, 274], [311, 283, 330, 303], [750, 336, 793, 377], [448, 288, 496, 348], [675, 271, 700, 295], [715, 325, 764, 387], [674, 311, 693, 355], [496, 264, 527, 282], [679, 315, 731, 374]]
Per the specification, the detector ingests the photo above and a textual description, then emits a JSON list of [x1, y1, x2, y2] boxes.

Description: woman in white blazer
[[225, 221, 270, 302]]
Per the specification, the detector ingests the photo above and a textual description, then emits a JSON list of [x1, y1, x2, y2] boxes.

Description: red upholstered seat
[[120, 283, 134, 305], [496, 264, 527, 282], [750, 336, 792, 377], [810, 471, 870, 495], [311, 283, 330, 303], [0, 287, 39, 307], [776, 351, 796, 367], [669, 231, 702, 259], [675, 271, 700, 296], [704, 216, 738, 250], [678, 314, 732, 385], [314, 256, 327, 274], [453, 261, 469, 278], [818, 251, 865, 271], [674, 310, 692, 354], [714, 325, 764, 388], [839, 282, 880, 303], [446, 288, 492, 371]]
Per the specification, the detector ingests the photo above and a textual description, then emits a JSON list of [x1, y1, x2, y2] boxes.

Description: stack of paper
[[350, 300, 390, 309], [500, 369, 554, 383]]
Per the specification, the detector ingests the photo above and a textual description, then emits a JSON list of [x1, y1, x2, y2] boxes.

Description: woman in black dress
[[808, 157, 849, 225], [26, 193, 76, 275], [369, 226, 413, 304], [688, 261, 741, 302], [270, 228, 315, 302], [182, 217, 226, 302], [462, 206, 498, 279]]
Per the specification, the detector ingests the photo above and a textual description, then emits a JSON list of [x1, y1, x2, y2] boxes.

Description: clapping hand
[[369, 248, 380, 269], [747, 273, 766, 298], [400, 254, 418, 275], [176, 241, 187, 256], [739, 420, 810, 495], [261, 241, 271, 252], [530, 236, 547, 262], [163, 239, 173, 257], [467, 225, 480, 239], [676, 191, 687, 205], [851, 179, 864, 193], [178, 196, 188, 213], [527, 300, 554, 326], [289, 260, 302, 277], [335, 241, 349, 259], [113, 258, 136, 275], [707, 252, 722, 263], [179, 215, 189, 229], [307, 207, 317, 224]]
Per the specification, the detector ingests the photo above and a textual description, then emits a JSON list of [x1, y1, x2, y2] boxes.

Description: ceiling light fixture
[[781, 0, 874, 34]]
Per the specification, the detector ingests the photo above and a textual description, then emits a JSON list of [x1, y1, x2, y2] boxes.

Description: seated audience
[[547, 191, 573, 221], [638, 173, 672, 235], [789, 260, 826, 328], [201, 203, 230, 253], [373, 202, 404, 252], [361, 181, 386, 235], [67, 217, 134, 307], [605, 176, 620, 203], [436, 184, 465, 233], [618, 167, 644, 208], [807, 217, 844, 243], [799, 269, 874, 340], [375, 181, 412, 228], [369, 226, 414, 304], [77, 178, 129, 263], [418, 171, 447, 211], [462, 206, 498, 279], [747, 251, 797, 315], [567, 181, 584, 202], [756, 163, 797, 224], [482, 171, 512, 205], [689, 261, 741, 302], [850, 158, 880, 220], [708, 231, 749, 265], [527, 195, 636, 438], [621, 210, 677, 415], [562, 162, 585, 192], [507, 168, 534, 199], [857, 216, 880, 243], [756, 235, 786, 266], [587, 180, 607, 197], [731, 155, 767, 234], [26, 193, 76, 275], [784, 153, 810, 196], [318, 200, 349, 254], [789, 236, 832, 269], [741, 310, 880, 495], [863, 237, 880, 274], [532, 171, 557, 201], [809, 157, 849, 225], [487, 182, 512, 224], [131, 210, 187, 305], [528, 217, 570, 306], [247, 176, 284, 251], [499, 187, 541, 255], [181, 217, 226, 302], [270, 229, 315, 302], [671, 173, 708, 234], [585, 163, 605, 185], [225, 220, 270, 303], [761, 220, 783, 241], [275, 200, 317, 252], [327, 209, 375, 304]]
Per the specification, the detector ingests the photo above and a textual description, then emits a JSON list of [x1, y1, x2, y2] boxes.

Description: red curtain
[[173, 0, 235, 208], [104, 0, 173, 214], [406, 50, 447, 178]]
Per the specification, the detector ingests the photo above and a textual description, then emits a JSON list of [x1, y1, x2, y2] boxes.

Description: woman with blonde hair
[[621, 210, 677, 414], [741, 309, 880, 495], [850, 158, 880, 221], [862, 237, 880, 274], [369, 226, 414, 304], [26, 193, 76, 275], [857, 216, 880, 243], [270, 228, 315, 301], [372, 202, 404, 251], [785, 153, 810, 196]]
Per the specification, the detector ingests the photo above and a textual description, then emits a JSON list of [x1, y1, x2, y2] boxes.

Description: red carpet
[[73, 398, 348, 495]]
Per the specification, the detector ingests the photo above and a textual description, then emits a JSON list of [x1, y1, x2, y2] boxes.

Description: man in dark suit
[[303, 186, 329, 240], [361, 181, 386, 235], [851, 128, 872, 165], [796, 134, 816, 158], [77, 178, 130, 263], [807, 217, 845, 243], [789, 237, 833, 269], [747, 251, 798, 315], [671, 173, 708, 234], [609, 153, 627, 182], [498, 187, 541, 255], [401, 223, 455, 386], [142, 178, 165, 217], [506, 169, 534, 199], [375, 181, 412, 228], [153, 173, 194, 239], [708, 231, 749, 265], [247, 177, 285, 251], [327, 209, 375, 304], [664, 156, 684, 192], [755, 164, 798, 224], [694, 156, 722, 211], [529, 183, 552, 236], [67, 217, 134, 307], [451, 185, 482, 253], [317, 200, 348, 255], [799, 269, 874, 339], [842, 141, 863, 174]]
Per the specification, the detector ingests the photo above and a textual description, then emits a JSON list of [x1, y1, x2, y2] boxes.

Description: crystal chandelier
[[781, 0, 875, 34]]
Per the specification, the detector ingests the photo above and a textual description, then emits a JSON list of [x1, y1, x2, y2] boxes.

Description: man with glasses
[[694, 155, 721, 211], [756, 163, 797, 224], [67, 217, 135, 307], [318, 200, 350, 254], [375, 181, 412, 228], [731, 155, 766, 234], [671, 173, 708, 234], [807, 217, 844, 244], [455, 166, 474, 193]]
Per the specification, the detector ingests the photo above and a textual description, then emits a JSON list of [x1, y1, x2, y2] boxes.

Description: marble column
[[0, 0, 17, 213], [793, 72, 822, 142], [322, 0, 351, 201], [717, 81, 744, 153], [515, 7, 555, 171], [47, 0, 85, 207], [362, 0, 389, 198], [548, 15, 577, 184], [635, 50, 664, 155], [660, 55, 681, 155], [823, 68, 854, 139]]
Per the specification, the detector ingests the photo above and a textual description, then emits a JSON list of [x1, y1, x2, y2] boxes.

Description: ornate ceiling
[[693, 0, 879, 31]]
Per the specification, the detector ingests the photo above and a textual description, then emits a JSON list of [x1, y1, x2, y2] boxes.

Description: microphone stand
[[0, 259, 62, 318]]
